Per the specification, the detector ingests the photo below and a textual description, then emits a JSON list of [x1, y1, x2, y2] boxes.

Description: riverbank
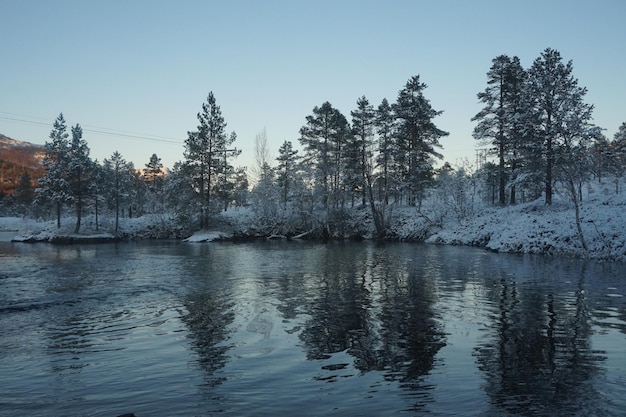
[[427, 193, 626, 261], [0, 215, 189, 244], [2, 186, 625, 261]]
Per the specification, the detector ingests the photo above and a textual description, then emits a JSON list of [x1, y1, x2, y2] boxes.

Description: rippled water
[[0, 240, 624, 416]]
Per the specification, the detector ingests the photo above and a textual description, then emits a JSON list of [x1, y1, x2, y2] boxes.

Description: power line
[[0, 112, 183, 145]]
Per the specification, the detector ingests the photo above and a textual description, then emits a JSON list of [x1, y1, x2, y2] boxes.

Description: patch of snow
[[183, 230, 231, 242]]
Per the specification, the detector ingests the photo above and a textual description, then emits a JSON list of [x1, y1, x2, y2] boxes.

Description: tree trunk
[[95, 195, 99, 231], [499, 145, 506, 205], [74, 200, 82, 234], [366, 175, 386, 239], [56, 201, 61, 228], [546, 135, 553, 205], [115, 194, 120, 233], [498, 79, 506, 206], [545, 111, 553, 205], [568, 178, 588, 251]]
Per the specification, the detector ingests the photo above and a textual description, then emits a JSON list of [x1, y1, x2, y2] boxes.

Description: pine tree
[[103, 151, 134, 233], [129, 166, 146, 218], [472, 55, 527, 205], [144, 153, 164, 213], [184, 92, 239, 227], [526, 48, 590, 205], [275, 140, 299, 208], [90, 162, 105, 231], [349, 96, 375, 205], [375, 98, 395, 204], [36, 113, 70, 228], [67, 124, 92, 233], [163, 161, 197, 226], [144, 153, 163, 191], [392, 76, 448, 207], [299, 102, 350, 208]]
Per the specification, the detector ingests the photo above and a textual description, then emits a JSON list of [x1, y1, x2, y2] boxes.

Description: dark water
[[0, 239, 624, 416]]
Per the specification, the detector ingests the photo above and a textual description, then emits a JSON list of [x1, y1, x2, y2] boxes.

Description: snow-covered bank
[[0, 214, 190, 243], [2, 186, 625, 262], [427, 188, 626, 262]]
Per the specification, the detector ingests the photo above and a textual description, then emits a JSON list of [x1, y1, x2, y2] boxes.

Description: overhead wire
[[0, 111, 183, 145]]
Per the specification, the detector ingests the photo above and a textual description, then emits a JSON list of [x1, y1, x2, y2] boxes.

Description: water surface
[[1, 241, 624, 416]]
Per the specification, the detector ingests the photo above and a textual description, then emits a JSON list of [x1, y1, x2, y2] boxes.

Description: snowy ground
[[2, 182, 625, 261], [0, 214, 185, 242], [427, 182, 626, 262], [183, 230, 231, 242]]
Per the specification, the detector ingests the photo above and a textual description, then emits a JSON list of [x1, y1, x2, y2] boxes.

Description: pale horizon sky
[[2, 0, 625, 172]]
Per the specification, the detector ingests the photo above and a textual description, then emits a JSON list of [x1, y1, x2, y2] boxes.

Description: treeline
[[472, 48, 626, 207], [3, 47, 626, 241]]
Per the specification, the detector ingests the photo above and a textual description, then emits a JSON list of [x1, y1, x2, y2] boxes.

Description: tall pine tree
[[392, 76, 448, 207], [144, 153, 164, 191], [349, 96, 376, 205], [375, 98, 395, 204], [184, 92, 239, 227], [472, 55, 526, 205], [275, 140, 299, 208], [66, 124, 92, 233], [144, 153, 164, 213], [36, 113, 70, 228], [299, 102, 350, 208], [103, 151, 134, 233], [526, 48, 589, 205]]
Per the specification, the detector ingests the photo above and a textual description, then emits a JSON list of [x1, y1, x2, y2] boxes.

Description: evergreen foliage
[[525, 48, 598, 205], [183, 92, 240, 227], [472, 55, 526, 205], [275, 140, 299, 208], [374, 98, 395, 204], [67, 124, 93, 233], [144, 153, 164, 214], [36, 113, 70, 228], [349, 96, 376, 206], [103, 151, 134, 233], [299, 101, 350, 209], [392, 75, 449, 207]]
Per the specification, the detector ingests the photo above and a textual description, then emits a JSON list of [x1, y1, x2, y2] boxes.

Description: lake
[[0, 239, 624, 416]]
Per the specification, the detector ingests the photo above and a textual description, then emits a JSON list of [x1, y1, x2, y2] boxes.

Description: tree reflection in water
[[174, 242, 623, 415], [295, 244, 446, 398], [474, 259, 608, 416], [179, 246, 236, 388], [181, 288, 235, 387]]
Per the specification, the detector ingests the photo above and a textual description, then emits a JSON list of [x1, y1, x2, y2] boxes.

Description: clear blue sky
[[1, 0, 625, 171]]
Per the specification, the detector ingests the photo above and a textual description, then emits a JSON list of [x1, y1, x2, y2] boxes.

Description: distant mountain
[[0, 133, 45, 195]]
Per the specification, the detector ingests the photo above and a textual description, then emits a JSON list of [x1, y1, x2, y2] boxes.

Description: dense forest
[[2, 48, 626, 241]]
